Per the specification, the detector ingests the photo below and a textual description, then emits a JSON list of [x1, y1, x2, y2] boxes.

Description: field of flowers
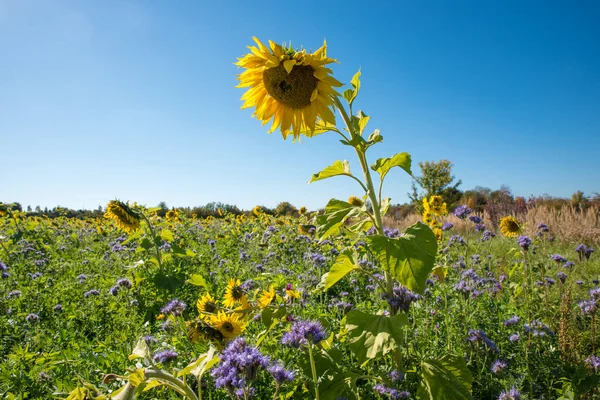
[[2, 37, 600, 400], [0, 204, 598, 399]]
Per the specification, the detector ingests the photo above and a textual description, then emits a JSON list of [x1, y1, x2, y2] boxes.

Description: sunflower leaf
[[345, 310, 408, 363], [371, 152, 412, 181], [347, 69, 362, 106], [317, 250, 358, 291], [365, 222, 437, 294], [417, 354, 473, 399], [316, 199, 362, 240], [309, 161, 352, 183]]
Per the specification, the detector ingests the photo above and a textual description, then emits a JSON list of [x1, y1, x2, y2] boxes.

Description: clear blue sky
[[1, 0, 599, 211]]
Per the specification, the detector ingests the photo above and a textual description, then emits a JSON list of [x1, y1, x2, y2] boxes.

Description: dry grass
[[385, 204, 600, 246]]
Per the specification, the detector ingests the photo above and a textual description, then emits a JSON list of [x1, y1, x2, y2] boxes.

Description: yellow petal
[[283, 59, 296, 74]]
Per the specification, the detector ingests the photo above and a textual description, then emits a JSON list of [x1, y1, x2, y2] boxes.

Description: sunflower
[[422, 211, 434, 227], [236, 37, 343, 140], [0, 203, 7, 217], [258, 285, 277, 308], [165, 209, 180, 222], [433, 228, 443, 243], [196, 293, 219, 320], [499, 216, 521, 238], [299, 206, 307, 215], [186, 319, 223, 343], [223, 279, 247, 308], [348, 196, 364, 207], [104, 200, 141, 233], [210, 311, 246, 339]]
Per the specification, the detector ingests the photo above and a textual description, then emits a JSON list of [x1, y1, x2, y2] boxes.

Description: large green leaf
[[345, 310, 408, 364], [370, 152, 412, 180], [317, 250, 358, 291], [309, 160, 351, 183], [178, 345, 219, 379], [298, 348, 357, 400], [366, 222, 437, 294], [417, 354, 473, 400], [316, 199, 362, 240]]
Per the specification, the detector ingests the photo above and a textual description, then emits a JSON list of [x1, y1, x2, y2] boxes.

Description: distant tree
[[409, 159, 462, 210], [571, 191, 588, 211], [157, 201, 169, 217], [27, 205, 32, 212], [274, 202, 297, 217]]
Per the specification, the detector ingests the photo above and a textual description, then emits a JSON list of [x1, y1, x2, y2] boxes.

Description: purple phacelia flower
[[454, 205, 472, 220], [152, 349, 178, 363], [517, 236, 532, 251], [281, 320, 327, 348], [491, 359, 507, 375], [161, 299, 186, 316]]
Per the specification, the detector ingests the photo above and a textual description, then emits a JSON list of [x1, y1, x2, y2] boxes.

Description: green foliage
[[409, 159, 462, 209], [417, 354, 473, 400]]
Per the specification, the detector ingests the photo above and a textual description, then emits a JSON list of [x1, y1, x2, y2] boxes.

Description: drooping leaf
[[366, 222, 437, 294], [128, 369, 146, 388], [128, 338, 151, 362], [178, 346, 219, 379], [345, 310, 408, 364], [371, 152, 412, 180], [316, 199, 362, 240], [317, 250, 358, 291], [309, 160, 351, 183], [417, 354, 473, 400]]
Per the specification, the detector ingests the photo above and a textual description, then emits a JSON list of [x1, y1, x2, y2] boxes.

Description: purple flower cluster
[[468, 215, 482, 224], [84, 289, 100, 298], [502, 316, 520, 327], [161, 299, 186, 316], [579, 300, 597, 316], [551, 254, 566, 263], [453, 205, 472, 220], [211, 337, 271, 396], [575, 244, 594, 261], [441, 222, 454, 231], [517, 236, 532, 251], [498, 388, 520, 400], [281, 320, 327, 348], [523, 320, 554, 337], [448, 235, 467, 247], [152, 349, 178, 363], [25, 313, 40, 323], [381, 286, 420, 314], [267, 363, 295, 384], [467, 329, 498, 351], [373, 384, 410, 399], [537, 223, 549, 233], [557, 272, 568, 284], [480, 230, 496, 242], [491, 359, 507, 375], [454, 269, 502, 298]]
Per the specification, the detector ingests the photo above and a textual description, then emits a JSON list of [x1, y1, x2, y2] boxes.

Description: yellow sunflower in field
[[223, 279, 247, 308], [196, 293, 219, 320], [0, 203, 7, 217], [210, 311, 247, 339], [236, 37, 343, 140], [104, 200, 141, 233], [499, 216, 521, 238], [186, 319, 223, 343], [433, 227, 443, 243], [257, 285, 277, 308], [348, 196, 363, 207]]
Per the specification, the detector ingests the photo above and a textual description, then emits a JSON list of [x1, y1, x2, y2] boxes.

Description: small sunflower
[[223, 279, 247, 308], [422, 197, 431, 213], [433, 228, 443, 243], [299, 224, 315, 235], [299, 206, 307, 215], [165, 209, 180, 222], [196, 293, 219, 320], [0, 203, 7, 217], [236, 37, 343, 140], [252, 206, 263, 217], [210, 311, 246, 339], [104, 200, 141, 233], [258, 285, 277, 308], [186, 319, 223, 343], [499, 216, 521, 238], [348, 196, 364, 207], [422, 211, 434, 226]]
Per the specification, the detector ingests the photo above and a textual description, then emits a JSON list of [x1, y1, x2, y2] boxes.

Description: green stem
[[308, 344, 320, 400], [140, 213, 163, 270], [144, 368, 199, 400]]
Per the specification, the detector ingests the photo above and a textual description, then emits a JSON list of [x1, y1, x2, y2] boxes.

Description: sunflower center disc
[[223, 322, 233, 332], [232, 286, 244, 299], [263, 64, 317, 109]]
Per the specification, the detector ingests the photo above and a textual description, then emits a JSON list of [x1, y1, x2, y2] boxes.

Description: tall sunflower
[[210, 311, 246, 339], [499, 216, 521, 238], [236, 37, 343, 140], [223, 278, 247, 308], [104, 200, 141, 233]]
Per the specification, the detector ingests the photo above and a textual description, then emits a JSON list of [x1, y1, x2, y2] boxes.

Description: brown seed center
[[263, 64, 317, 109], [222, 322, 233, 332]]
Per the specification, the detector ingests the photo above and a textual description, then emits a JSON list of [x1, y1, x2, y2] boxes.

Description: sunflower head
[[433, 228, 443, 243], [187, 319, 224, 343], [422, 197, 431, 213], [165, 209, 180, 222], [258, 285, 277, 308], [422, 211, 434, 226], [499, 216, 521, 238], [196, 293, 219, 320], [299, 206, 307, 215], [348, 196, 364, 207], [105, 200, 141, 233], [0, 203, 7, 217], [210, 311, 247, 339], [223, 279, 247, 308], [236, 37, 342, 141]]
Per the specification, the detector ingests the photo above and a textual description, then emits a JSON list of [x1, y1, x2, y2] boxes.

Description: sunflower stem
[[308, 343, 320, 400], [140, 212, 163, 270]]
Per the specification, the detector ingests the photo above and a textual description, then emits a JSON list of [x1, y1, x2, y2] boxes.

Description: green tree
[[409, 160, 462, 209], [274, 201, 298, 217]]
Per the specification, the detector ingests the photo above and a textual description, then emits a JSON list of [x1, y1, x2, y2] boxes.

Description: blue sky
[[1, 0, 599, 211]]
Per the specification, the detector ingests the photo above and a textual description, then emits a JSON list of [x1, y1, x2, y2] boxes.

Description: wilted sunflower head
[[105, 200, 141, 233], [499, 216, 521, 238], [236, 37, 343, 141], [348, 196, 364, 207], [210, 311, 246, 339], [186, 319, 223, 343], [299, 206, 307, 215]]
